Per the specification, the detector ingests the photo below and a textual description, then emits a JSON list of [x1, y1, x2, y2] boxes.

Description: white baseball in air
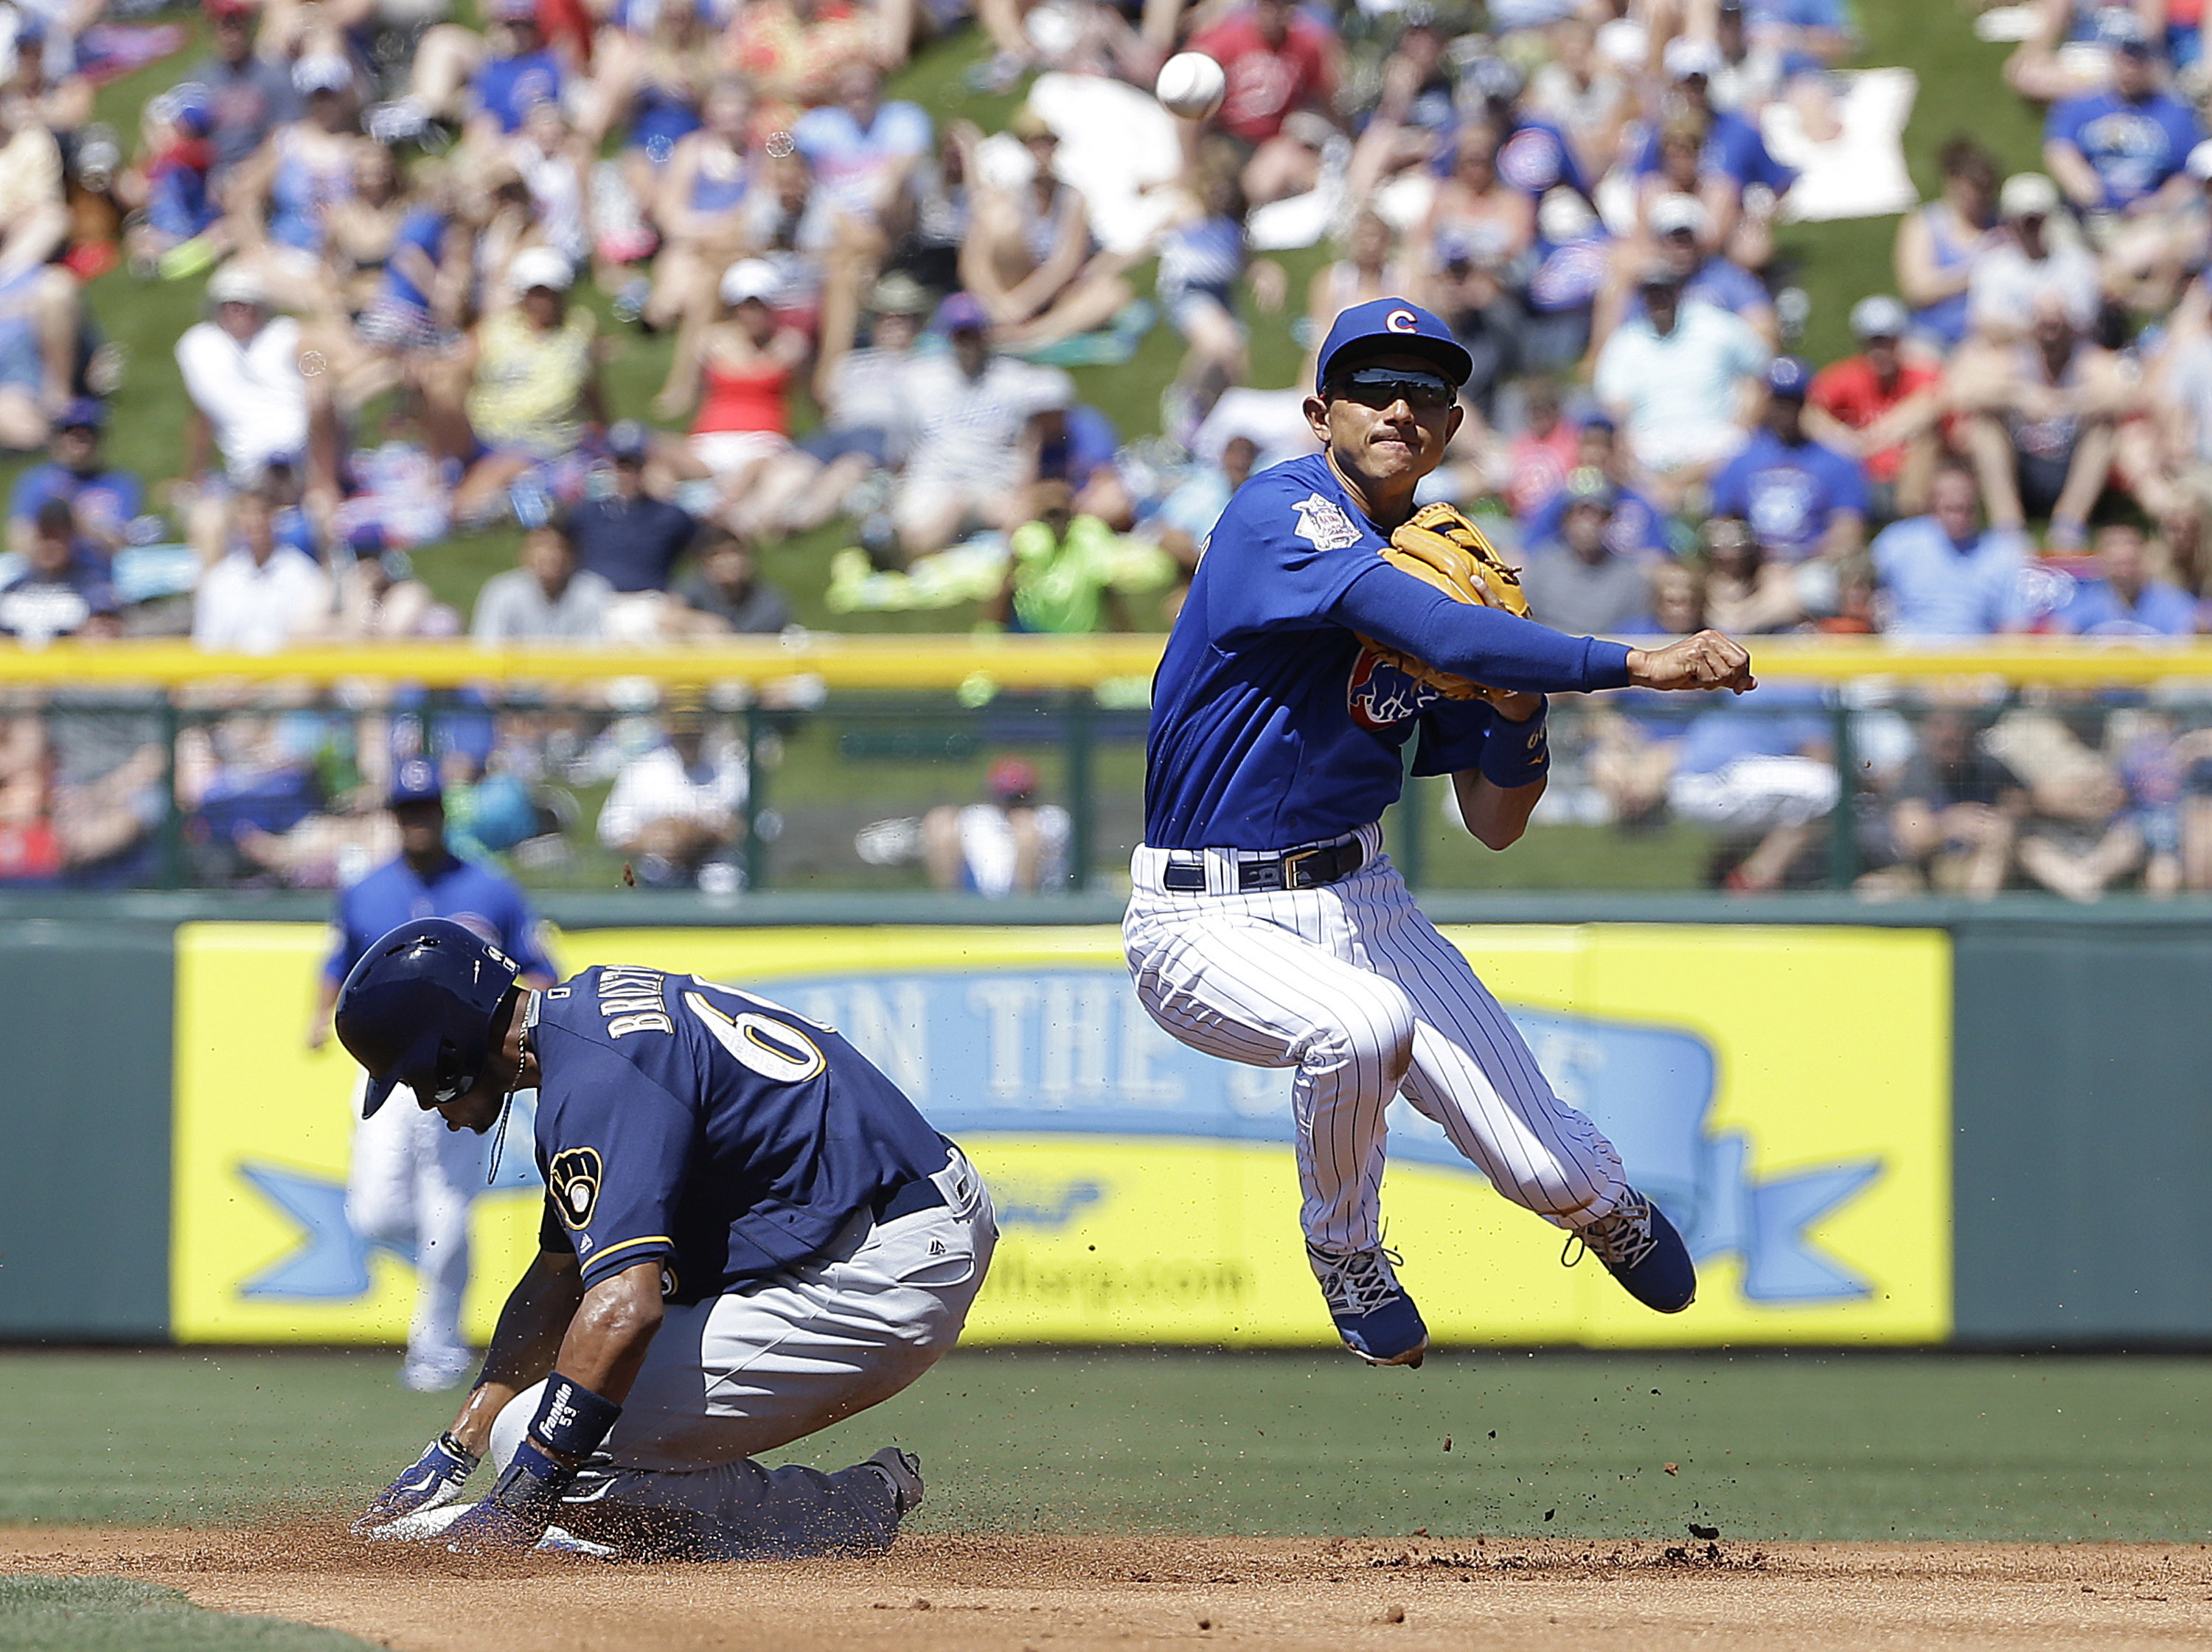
[[1155, 52, 1227, 119]]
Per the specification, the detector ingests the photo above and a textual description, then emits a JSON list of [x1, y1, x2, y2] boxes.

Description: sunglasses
[[1328, 366, 1458, 411]]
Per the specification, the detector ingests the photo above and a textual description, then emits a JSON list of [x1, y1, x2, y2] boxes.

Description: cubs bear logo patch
[[1348, 646, 1441, 731], [549, 1147, 604, 1230]]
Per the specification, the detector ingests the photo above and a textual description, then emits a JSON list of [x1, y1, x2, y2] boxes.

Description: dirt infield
[[9, 1526, 2212, 1651]]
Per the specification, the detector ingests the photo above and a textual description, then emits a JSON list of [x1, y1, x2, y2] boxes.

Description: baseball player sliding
[[1124, 298, 1756, 1369], [335, 919, 996, 1558]]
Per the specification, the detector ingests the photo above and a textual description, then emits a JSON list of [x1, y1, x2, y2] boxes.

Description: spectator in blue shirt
[[1523, 416, 1672, 559], [2055, 523, 2202, 635], [0, 499, 119, 644], [1869, 465, 2031, 636], [568, 422, 696, 594], [467, 0, 563, 139], [7, 399, 141, 560], [1710, 356, 1868, 565], [2044, 13, 2202, 215]]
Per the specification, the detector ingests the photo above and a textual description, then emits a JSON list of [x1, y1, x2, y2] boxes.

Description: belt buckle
[[1279, 846, 1322, 890]]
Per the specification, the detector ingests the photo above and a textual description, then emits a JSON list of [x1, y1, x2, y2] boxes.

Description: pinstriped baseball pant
[[1123, 825, 1625, 1253]]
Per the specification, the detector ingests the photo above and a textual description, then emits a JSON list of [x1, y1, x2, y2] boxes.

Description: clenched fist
[[1624, 631, 1756, 695]]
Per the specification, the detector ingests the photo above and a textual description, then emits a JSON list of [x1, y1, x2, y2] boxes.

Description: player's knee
[[487, 1381, 546, 1474], [1302, 985, 1418, 1087]]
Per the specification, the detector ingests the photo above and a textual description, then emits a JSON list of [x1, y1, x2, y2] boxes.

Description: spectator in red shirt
[[1189, 0, 1340, 206], [1804, 294, 1944, 521]]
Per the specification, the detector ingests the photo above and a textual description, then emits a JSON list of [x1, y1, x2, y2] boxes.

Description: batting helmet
[[335, 919, 523, 1118]]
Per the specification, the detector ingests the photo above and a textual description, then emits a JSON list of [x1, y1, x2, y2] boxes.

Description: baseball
[[1155, 52, 1227, 120]]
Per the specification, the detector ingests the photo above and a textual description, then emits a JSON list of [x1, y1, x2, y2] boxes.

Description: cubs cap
[[1849, 293, 1909, 340], [607, 418, 651, 461], [1315, 297, 1474, 392], [389, 756, 443, 807], [988, 756, 1040, 802], [1767, 355, 1812, 397]]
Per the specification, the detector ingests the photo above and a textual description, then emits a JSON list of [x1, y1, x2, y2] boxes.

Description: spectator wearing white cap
[[1633, 35, 1795, 268], [1804, 295, 1945, 520], [175, 262, 313, 490], [1592, 260, 1768, 508], [223, 52, 368, 300], [440, 247, 605, 524], [655, 259, 810, 539], [1967, 172, 2101, 344]]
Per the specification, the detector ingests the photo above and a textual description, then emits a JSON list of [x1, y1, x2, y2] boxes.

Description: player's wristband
[[527, 1371, 622, 1461], [1478, 705, 1550, 790], [481, 1436, 578, 1524]]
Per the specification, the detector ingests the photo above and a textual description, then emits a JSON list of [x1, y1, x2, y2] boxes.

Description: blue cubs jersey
[[1708, 429, 1867, 561], [323, 852, 554, 986], [1145, 452, 1618, 850], [2046, 89, 2202, 209], [529, 967, 953, 1301]]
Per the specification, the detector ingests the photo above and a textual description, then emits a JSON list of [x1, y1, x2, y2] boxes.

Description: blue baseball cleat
[[1308, 1242, 1428, 1366], [1567, 1189, 1697, 1313]]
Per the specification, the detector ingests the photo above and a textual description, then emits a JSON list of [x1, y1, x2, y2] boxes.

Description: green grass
[[7, 1348, 2212, 1543], [0, 1578, 375, 1651]]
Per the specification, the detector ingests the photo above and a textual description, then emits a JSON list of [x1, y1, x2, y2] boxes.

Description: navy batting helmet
[[335, 919, 523, 1118]]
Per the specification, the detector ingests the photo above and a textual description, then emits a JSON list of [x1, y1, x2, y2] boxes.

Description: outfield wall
[[3, 898, 2206, 1347]]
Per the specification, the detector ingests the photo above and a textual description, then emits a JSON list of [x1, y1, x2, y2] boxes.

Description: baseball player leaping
[[335, 919, 996, 1558], [1124, 298, 1756, 1369]]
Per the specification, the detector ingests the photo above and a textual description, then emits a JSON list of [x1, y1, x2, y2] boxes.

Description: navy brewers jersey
[[322, 852, 555, 986], [529, 966, 953, 1301], [1144, 453, 1611, 849]]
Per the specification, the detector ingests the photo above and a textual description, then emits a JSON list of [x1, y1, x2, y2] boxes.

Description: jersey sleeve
[[1199, 470, 1391, 634], [539, 1036, 694, 1289], [1410, 697, 1501, 776]]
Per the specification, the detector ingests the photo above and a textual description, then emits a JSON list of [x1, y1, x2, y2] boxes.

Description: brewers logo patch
[[549, 1148, 604, 1230]]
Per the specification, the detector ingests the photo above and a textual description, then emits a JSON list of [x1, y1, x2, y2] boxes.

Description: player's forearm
[[548, 1264, 666, 1411], [449, 1250, 585, 1454], [1453, 767, 1545, 851], [1335, 562, 1634, 694]]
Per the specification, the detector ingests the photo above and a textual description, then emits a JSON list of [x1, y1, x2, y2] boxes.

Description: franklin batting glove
[[442, 1438, 576, 1553], [353, 1434, 481, 1533]]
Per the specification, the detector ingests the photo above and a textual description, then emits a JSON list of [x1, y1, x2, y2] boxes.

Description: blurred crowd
[[4, 0, 2212, 896]]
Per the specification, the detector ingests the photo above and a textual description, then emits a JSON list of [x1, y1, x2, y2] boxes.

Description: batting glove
[[441, 1439, 576, 1553], [353, 1434, 481, 1533]]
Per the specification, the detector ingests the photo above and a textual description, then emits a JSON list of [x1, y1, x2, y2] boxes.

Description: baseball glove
[[1357, 503, 1531, 703]]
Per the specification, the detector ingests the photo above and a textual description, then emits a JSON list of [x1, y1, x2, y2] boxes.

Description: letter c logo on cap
[[1385, 308, 1418, 333]]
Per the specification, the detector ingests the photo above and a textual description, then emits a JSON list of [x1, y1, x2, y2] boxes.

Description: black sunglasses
[[1328, 366, 1458, 411]]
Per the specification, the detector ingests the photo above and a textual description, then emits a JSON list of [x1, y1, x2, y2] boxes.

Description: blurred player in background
[[307, 759, 556, 1391], [338, 919, 994, 1559]]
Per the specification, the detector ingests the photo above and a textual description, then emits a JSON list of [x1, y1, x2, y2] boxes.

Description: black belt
[[874, 1173, 947, 1224], [1160, 837, 1367, 894]]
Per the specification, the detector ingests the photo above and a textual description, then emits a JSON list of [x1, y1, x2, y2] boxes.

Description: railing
[[4, 638, 2211, 899]]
